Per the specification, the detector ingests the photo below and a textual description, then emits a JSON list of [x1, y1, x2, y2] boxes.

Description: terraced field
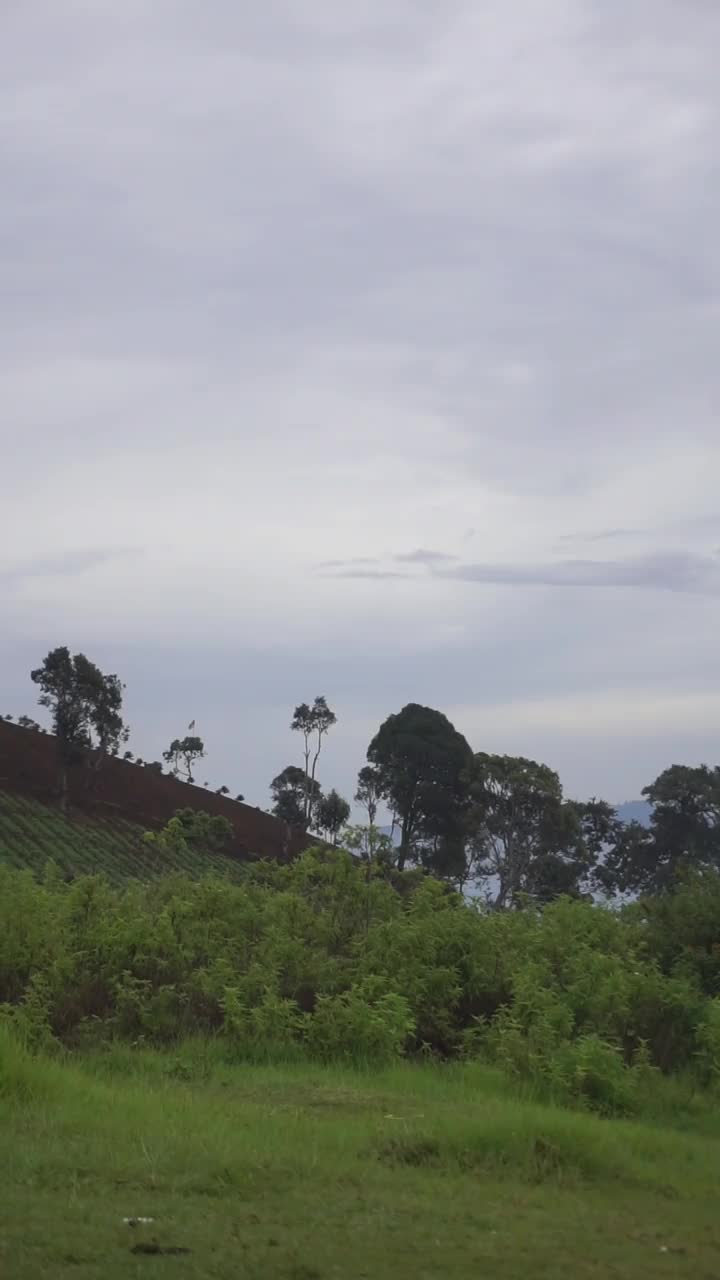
[[0, 790, 244, 883]]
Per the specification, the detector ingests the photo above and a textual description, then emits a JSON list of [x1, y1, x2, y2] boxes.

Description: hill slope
[[0, 716, 311, 863], [0, 791, 245, 884]]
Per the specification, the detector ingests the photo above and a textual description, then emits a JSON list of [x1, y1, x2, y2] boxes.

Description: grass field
[[0, 791, 242, 883], [2, 1032, 720, 1279]]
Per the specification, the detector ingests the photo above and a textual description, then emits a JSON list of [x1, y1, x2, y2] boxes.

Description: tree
[[355, 764, 384, 826], [30, 647, 128, 806], [216, 785, 230, 796], [600, 765, 720, 897], [466, 754, 616, 907], [291, 696, 337, 822], [342, 823, 396, 866], [366, 704, 472, 872], [235, 793, 245, 803], [162, 735, 205, 783], [270, 765, 322, 827], [17, 715, 42, 732], [144, 807, 233, 856], [317, 789, 351, 846]]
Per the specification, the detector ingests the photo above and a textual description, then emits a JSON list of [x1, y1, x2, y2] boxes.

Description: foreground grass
[[2, 1036, 720, 1279]]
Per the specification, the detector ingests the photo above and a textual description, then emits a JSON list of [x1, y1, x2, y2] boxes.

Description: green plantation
[[0, 791, 242, 883]]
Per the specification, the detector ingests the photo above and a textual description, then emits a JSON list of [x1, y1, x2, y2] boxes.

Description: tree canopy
[[316, 789, 351, 846], [466, 754, 621, 906], [30, 647, 128, 803], [367, 703, 472, 872], [271, 765, 322, 828], [354, 764, 384, 827], [291, 696, 337, 823], [163, 736, 206, 783]]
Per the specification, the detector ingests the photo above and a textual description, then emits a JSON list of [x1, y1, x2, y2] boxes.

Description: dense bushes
[[1, 849, 720, 1113]]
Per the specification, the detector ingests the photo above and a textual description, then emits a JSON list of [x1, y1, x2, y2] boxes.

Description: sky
[[2, 0, 720, 813]]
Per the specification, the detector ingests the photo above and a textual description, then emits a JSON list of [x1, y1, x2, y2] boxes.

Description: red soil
[[0, 718, 310, 864]]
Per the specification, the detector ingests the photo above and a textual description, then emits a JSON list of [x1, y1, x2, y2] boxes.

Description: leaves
[[316, 790, 351, 846], [367, 704, 472, 872], [30, 647, 129, 794], [163, 736, 206, 783], [291, 697, 338, 823], [271, 766, 322, 828]]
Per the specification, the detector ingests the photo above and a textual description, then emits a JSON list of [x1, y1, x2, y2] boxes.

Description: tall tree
[[366, 704, 472, 872], [601, 765, 720, 896], [31, 647, 128, 806], [354, 764, 384, 826], [466, 754, 616, 907], [316, 789, 351, 846], [291, 696, 337, 822], [270, 765, 322, 827], [162, 735, 205, 783]]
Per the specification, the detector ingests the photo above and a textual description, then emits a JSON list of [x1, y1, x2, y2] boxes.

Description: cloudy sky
[[2, 0, 720, 811]]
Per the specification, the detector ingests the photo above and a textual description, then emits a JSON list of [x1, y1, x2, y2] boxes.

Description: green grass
[[2, 1031, 720, 1279], [0, 791, 242, 883]]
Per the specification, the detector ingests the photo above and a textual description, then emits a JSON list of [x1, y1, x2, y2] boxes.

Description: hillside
[[0, 791, 245, 884], [0, 717, 311, 865]]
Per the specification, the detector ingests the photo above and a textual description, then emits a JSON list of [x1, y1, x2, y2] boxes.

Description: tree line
[[7, 646, 720, 902]]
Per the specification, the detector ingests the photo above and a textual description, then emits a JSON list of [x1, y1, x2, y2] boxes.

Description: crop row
[[0, 791, 243, 884]]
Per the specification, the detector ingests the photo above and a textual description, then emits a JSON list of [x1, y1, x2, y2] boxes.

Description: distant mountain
[[615, 801, 652, 827]]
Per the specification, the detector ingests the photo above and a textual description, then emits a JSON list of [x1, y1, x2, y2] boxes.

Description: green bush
[[1, 852, 720, 1109], [305, 978, 414, 1064]]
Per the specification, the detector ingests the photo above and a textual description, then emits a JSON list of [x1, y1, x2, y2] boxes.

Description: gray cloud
[[322, 568, 412, 581], [438, 551, 720, 594], [394, 549, 458, 564], [0, 548, 142, 584], [2, 1, 720, 806], [317, 557, 379, 569], [319, 548, 457, 574], [558, 529, 646, 544]]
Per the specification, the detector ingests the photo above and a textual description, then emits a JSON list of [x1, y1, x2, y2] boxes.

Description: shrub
[[1, 854, 719, 1102]]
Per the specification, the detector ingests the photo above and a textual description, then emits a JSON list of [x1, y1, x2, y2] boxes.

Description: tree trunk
[[58, 763, 68, 814], [398, 821, 409, 872], [309, 738, 322, 824]]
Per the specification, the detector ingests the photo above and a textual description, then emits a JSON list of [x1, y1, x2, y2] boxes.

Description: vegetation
[[271, 765, 323, 827], [2, 845, 720, 1114], [3, 1032, 720, 1280], [6, 647, 720, 1275], [465, 755, 619, 906], [291, 696, 337, 823], [18, 647, 720, 900], [0, 793, 243, 885], [316, 788, 351, 846], [367, 703, 472, 871], [354, 763, 384, 825], [163, 734, 206, 783], [30, 647, 128, 805]]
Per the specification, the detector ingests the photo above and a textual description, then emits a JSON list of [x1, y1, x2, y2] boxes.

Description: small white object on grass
[[123, 1218, 155, 1227]]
